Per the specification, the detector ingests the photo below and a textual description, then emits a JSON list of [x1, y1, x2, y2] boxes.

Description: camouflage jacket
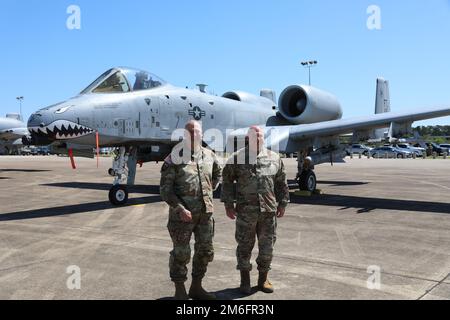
[[221, 147, 290, 212], [160, 146, 222, 214]]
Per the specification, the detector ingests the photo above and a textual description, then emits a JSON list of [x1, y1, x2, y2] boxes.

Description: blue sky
[[1, 0, 449, 126]]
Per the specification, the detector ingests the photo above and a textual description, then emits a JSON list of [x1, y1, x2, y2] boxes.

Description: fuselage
[[27, 68, 277, 150], [0, 118, 25, 133]]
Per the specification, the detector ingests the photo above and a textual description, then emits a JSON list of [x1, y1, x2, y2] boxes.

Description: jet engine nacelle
[[278, 85, 343, 124], [222, 91, 275, 108]]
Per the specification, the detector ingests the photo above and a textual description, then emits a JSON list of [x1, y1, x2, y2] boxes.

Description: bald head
[[247, 125, 264, 153], [248, 126, 264, 136], [185, 120, 202, 131], [185, 120, 203, 151]]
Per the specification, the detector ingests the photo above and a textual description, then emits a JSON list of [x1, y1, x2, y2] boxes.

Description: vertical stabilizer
[[375, 78, 391, 114], [373, 78, 391, 140]]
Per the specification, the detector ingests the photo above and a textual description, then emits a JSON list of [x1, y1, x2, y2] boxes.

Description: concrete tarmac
[[0, 156, 449, 300]]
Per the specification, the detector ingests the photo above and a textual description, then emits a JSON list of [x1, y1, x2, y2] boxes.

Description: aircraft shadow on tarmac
[[42, 182, 222, 198], [0, 195, 162, 222], [43, 180, 369, 195], [1, 181, 449, 222], [42, 182, 160, 195], [316, 180, 370, 187], [290, 194, 450, 214], [287, 180, 370, 190]]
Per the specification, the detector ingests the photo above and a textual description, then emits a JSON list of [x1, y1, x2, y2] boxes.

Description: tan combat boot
[[239, 271, 251, 294], [174, 281, 189, 300], [258, 271, 274, 293], [188, 277, 216, 300]]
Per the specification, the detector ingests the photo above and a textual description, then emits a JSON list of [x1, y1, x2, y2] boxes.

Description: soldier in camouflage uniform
[[160, 120, 222, 300], [221, 126, 289, 294]]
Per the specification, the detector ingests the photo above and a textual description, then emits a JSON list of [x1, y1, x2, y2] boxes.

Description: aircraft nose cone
[[28, 111, 53, 128], [27, 104, 95, 144], [27, 111, 56, 145]]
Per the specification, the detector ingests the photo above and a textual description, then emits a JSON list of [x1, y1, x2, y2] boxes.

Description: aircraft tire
[[109, 185, 129, 206], [299, 170, 317, 192]]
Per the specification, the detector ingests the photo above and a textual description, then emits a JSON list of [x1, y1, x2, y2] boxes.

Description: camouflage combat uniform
[[221, 147, 289, 272], [160, 146, 222, 283]]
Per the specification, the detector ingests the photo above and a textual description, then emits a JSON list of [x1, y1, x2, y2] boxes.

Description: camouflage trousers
[[235, 208, 277, 272], [167, 211, 215, 283]]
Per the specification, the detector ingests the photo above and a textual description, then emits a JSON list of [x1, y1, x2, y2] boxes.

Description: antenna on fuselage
[[196, 84, 207, 93]]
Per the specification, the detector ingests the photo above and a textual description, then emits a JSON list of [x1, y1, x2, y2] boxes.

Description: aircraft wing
[[262, 106, 450, 152], [0, 127, 29, 141]]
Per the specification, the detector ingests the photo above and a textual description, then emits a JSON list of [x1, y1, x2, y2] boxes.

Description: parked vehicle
[[423, 142, 449, 156], [369, 146, 412, 159], [346, 144, 372, 156], [21, 146, 51, 156], [395, 143, 425, 157], [36, 146, 51, 155], [21, 147, 33, 156]]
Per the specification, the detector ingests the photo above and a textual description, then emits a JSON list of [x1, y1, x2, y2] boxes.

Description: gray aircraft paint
[[0, 117, 27, 142], [0, 116, 27, 154], [373, 78, 391, 140]]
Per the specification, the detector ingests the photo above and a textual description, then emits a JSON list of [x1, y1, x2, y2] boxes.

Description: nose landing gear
[[108, 146, 137, 205], [109, 185, 129, 205]]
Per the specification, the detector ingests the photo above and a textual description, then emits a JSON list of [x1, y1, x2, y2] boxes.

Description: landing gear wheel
[[109, 185, 129, 206], [298, 170, 317, 192]]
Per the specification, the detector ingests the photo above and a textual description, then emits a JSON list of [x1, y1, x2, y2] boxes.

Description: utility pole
[[16, 96, 24, 121]]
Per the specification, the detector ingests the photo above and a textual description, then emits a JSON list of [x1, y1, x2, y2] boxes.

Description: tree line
[[414, 126, 450, 137]]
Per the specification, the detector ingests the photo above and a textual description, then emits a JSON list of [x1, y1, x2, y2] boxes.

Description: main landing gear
[[295, 152, 317, 193], [108, 146, 137, 205]]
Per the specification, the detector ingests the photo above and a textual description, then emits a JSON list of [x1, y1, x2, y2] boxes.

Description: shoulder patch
[[161, 155, 173, 172], [164, 154, 173, 165]]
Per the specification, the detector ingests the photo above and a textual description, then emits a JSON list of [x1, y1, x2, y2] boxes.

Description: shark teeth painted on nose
[[29, 120, 95, 140]]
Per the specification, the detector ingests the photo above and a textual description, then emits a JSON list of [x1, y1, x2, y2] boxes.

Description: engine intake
[[278, 85, 342, 124]]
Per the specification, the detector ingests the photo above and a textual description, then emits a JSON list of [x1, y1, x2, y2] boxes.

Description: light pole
[[301, 60, 318, 86], [16, 96, 24, 121]]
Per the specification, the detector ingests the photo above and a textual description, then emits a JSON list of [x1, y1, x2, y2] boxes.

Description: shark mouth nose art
[[28, 120, 95, 140]]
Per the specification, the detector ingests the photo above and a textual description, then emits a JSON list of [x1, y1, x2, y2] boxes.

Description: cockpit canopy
[[80, 67, 166, 94]]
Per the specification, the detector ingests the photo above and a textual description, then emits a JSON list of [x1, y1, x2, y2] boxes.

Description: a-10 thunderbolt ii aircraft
[[26, 67, 450, 205]]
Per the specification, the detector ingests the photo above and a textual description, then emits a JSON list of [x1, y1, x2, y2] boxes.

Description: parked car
[[21, 147, 33, 156], [29, 146, 39, 156], [21, 146, 51, 156], [395, 143, 425, 157], [346, 144, 372, 156], [439, 144, 450, 151], [369, 146, 412, 158], [36, 146, 51, 155], [423, 142, 449, 156]]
